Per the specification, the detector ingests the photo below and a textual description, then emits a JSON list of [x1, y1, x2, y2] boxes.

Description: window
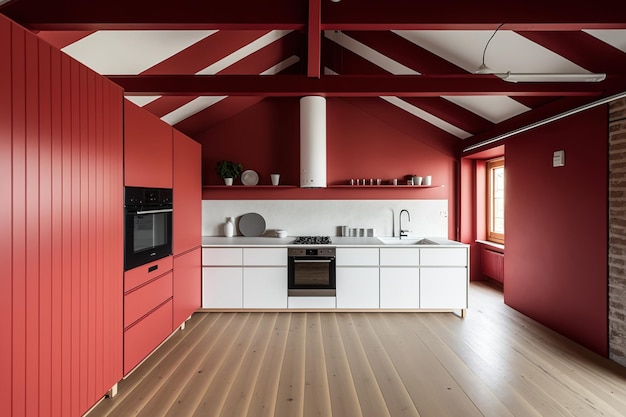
[[487, 158, 504, 244]]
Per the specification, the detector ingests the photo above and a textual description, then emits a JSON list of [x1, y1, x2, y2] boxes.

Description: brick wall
[[609, 97, 626, 367]]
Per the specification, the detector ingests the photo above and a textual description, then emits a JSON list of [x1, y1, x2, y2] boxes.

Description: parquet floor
[[86, 282, 626, 417]]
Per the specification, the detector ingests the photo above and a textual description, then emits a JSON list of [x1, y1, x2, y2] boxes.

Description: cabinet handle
[[293, 259, 333, 264], [148, 265, 158, 273]]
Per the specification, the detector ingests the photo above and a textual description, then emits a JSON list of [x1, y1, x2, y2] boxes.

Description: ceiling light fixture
[[463, 89, 626, 153], [475, 23, 605, 83]]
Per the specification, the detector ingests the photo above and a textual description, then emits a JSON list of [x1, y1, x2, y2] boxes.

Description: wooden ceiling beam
[[108, 74, 610, 97]]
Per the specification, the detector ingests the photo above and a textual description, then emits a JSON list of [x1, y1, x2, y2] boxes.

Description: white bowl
[[276, 230, 288, 238]]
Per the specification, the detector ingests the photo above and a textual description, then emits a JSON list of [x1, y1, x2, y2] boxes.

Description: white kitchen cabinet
[[380, 267, 420, 309], [336, 248, 379, 266], [420, 267, 467, 310], [243, 248, 287, 266], [380, 248, 420, 266], [336, 267, 379, 308], [243, 267, 288, 308], [420, 247, 467, 266], [202, 267, 243, 308], [202, 247, 242, 266]]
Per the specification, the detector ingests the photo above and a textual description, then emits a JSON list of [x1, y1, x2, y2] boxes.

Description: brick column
[[609, 97, 626, 367]]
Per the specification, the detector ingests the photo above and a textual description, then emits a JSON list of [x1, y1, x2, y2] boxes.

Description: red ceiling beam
[[307, 0, 321, 78], [109, 74, 610, 97], [4, 0, 626, 31]]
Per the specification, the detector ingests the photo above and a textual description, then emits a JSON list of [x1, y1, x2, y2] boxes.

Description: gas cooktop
[[292, 236, 333, 245]]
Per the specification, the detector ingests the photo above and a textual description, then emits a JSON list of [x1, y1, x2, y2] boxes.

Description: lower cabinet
[[420, 267, 468, 309], [200, 245, 468, 313], [380, 267, 420, 309], [202, 267, 243, 308], [243, 267, 288, 308], [173, 248, 201, 329], [336, 267, 380, 309], [124, 299, 173, 375], [123, 257, 175, 375]]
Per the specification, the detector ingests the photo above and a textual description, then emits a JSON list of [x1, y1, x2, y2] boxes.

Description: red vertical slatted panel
[[78, 64, 89, 414], [109, 83, 124, 382], [86, 69, 97, 404], [0, 16, 12, 417], [69, 58, 82, 417], [49, 45, 64, 417], [5, 17, 124, 417], [11, 22, 27, 417], [60, 52, 73, 417], [38, 38, 53, 417], [25, 29, 41, 417]]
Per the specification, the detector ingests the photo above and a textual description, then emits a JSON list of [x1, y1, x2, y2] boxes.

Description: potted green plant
[[216, 160, 243, 185]]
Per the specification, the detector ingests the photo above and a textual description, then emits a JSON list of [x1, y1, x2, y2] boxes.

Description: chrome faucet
[[399, 209, 410, 239]]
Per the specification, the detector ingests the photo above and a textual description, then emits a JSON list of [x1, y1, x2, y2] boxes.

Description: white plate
[[239, 213, 266, 237], [241, 169, 259, 186]]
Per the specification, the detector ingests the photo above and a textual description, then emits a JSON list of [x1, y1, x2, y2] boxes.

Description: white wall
[[202, 200, 448, 238]]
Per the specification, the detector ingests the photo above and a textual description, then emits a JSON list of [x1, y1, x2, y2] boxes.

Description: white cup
[[413, 176, 423, 186], [271, 173, 280, 186], [423, 175, 432, 186]]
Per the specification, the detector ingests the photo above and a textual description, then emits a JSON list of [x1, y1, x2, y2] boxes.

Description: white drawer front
[[243, 248, 287, 266], [336, 248, 379, 266], [202, 248, 242, 266], [380, 248, 420, 266], [420, 248, 467, 266], [288, 296, 336, 309]]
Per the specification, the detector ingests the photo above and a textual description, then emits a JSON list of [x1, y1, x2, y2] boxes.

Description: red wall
[[504, 106, 608, 356], [1, 15, 124, 417], [197, 96, 460, 237]]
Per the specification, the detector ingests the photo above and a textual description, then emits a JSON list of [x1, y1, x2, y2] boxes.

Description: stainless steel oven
[[288, 247, 336, 296], [124, 186, 173, 271]]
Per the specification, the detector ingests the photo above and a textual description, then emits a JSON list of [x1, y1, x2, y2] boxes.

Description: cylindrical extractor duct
[[300, 96, 327, 188]]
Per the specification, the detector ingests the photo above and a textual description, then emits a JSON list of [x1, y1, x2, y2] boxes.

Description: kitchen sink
[[376, 237, 439, 245]]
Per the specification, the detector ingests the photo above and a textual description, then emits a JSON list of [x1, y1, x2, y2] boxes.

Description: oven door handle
[[136, 208, 173, 215], [293, 259, 333, 263]]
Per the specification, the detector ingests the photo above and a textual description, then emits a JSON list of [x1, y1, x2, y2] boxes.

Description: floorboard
[[86, 283, 626, 417]]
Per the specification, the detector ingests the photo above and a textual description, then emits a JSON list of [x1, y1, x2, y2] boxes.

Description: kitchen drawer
[[420, 248, 467, 266], [336, 248, 379, 266], [124, 299, 173, 375], [124, 271, 173, 328], [288, 296, 336, 309], [380, 248, 420, 266], [243, 248, 287, 266], [124, 256, 173, 292], [202, 247, 242, 266]]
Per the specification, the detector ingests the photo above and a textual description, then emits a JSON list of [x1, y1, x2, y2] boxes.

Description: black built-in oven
[[288, 247, 336, 296], [124, 186, 173, 271]]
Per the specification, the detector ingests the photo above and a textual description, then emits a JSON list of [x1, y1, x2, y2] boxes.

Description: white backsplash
[[202, 200, 448, 238]]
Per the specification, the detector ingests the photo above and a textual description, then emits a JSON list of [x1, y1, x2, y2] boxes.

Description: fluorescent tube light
[[463, 90, 626, 153], [498, 72, 606, 83]]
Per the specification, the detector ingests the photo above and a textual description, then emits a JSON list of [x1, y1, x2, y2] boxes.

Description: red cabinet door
[[173, 129, 202, 254], [173, 248, 201, 329], [124, 99, 173, 188]]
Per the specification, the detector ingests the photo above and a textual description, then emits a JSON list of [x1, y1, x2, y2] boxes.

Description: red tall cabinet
[[1, 15, 124, 417], [122, 101, 202, 375], [173, 130, 202, 328]]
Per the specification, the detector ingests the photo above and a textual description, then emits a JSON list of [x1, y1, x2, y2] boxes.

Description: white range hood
[[300, 96, 327, 188]]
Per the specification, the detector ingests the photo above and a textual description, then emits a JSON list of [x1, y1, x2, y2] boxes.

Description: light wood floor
[[87, 282, 626, 417]]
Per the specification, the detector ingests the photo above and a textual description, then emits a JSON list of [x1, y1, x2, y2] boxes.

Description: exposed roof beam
[[3, 0, 626, 31], [307, 0, 321, 78], [108, 74, 611, 97]]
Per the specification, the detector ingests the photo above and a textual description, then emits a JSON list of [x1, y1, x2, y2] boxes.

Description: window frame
[[487, 158, 505, 244]]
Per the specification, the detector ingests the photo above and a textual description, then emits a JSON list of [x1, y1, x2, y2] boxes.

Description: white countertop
[[201, 236, 467, 247]]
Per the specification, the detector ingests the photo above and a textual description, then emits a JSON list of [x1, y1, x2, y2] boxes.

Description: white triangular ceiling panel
[[62, 30, 217, 75]]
